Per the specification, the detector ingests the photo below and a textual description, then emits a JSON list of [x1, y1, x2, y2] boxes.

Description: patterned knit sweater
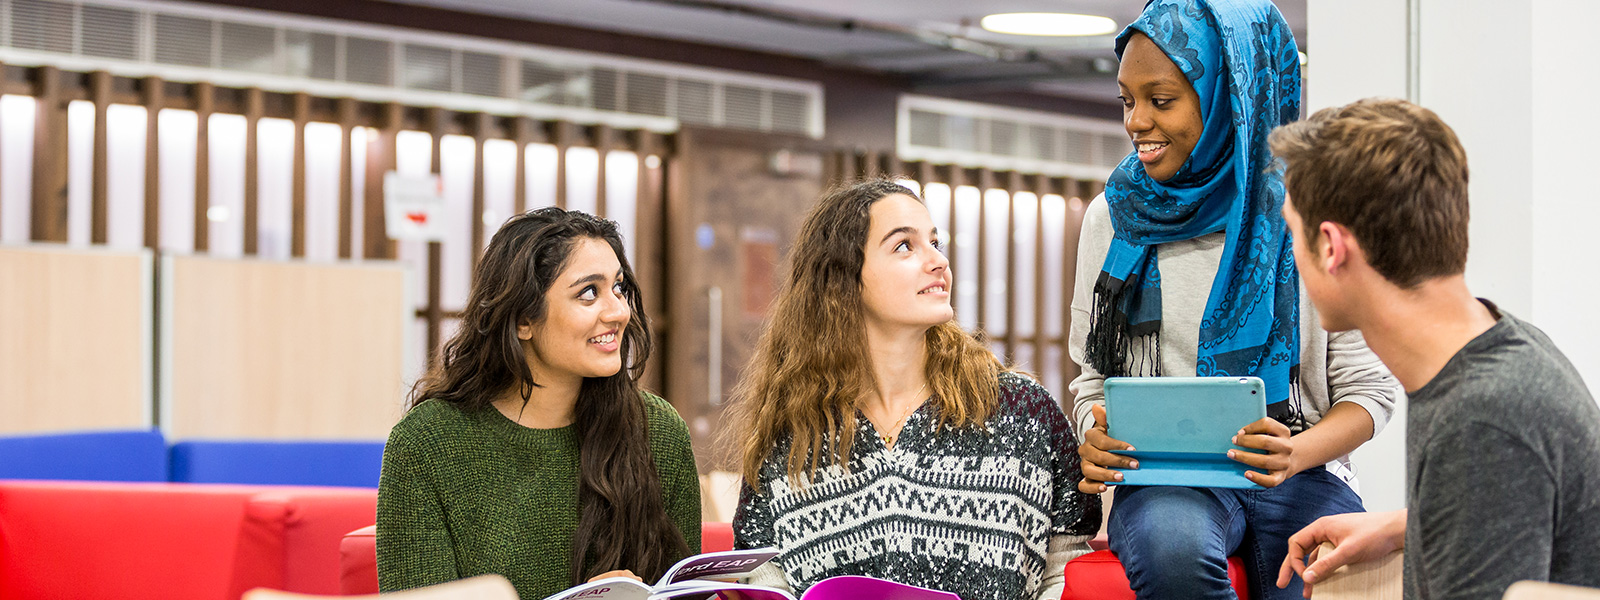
[[376, 393, 702, 600], [733, 372, 1101, 600]]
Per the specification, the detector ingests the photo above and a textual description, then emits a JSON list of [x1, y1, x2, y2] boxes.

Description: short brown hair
[[1269, 98, 1469, 288]]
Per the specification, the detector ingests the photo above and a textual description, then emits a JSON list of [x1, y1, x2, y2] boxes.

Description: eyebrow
[[1118, 75, 1187, 91], [568, 268, 624, 288], [878, 226, 939, 245]]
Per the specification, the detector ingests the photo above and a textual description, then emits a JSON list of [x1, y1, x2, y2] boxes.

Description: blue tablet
[[1103, 376, 1268, 490]]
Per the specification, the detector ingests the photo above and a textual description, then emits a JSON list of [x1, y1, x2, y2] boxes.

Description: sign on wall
[[383, 172, 447, 241]]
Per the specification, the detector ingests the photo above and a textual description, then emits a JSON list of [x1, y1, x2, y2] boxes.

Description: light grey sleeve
[[1324, 327, 1400, 438], [1035, 533, 1094, 600], [1068, 197, 1113, 441]]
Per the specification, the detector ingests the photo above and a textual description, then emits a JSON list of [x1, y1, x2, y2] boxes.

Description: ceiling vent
[[0, 0, 824, 137], [898, 95, 1125, 180]]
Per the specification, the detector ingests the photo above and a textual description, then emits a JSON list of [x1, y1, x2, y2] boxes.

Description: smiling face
[[1118, 32, 1204, 182], [859, 193, 953, 333], [518, 237, 631, 383]]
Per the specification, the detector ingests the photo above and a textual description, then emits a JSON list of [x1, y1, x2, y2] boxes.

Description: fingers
[[1231, 431, 1292, 454], [1080, 459, 1126, 485], [1239, 417, 1290, 437], [1078, 478, 1107, 494], [1278, 531, 1317, 587], [1228, 447, 1289, 470], [1304, 544, 1354, 585]]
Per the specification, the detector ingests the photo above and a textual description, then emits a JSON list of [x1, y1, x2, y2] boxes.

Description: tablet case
[[1104, 376, 1267, 490]]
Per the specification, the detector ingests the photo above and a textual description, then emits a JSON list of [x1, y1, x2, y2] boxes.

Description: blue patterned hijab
[[1086, 0, 1305, 427]]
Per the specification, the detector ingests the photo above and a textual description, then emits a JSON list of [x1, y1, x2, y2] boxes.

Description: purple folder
[[800, 576, 962, 600]]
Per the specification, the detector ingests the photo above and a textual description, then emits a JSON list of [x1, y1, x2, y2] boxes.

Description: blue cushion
[[168, 440, 385, 488], [0, 430, 168, 482]]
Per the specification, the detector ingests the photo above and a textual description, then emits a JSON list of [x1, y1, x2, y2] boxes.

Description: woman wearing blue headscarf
[[1066, 1, 1401, 599]]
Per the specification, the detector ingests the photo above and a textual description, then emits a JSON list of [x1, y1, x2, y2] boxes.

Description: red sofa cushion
[[249, 487, 377, 595], [340, 525, 380, 595], [340, 521, 740, 595], [0, 481, 283, 600], [702, 521, 734, 553], [1062, 549, 1251, 600], [0, 481, 375, 600]]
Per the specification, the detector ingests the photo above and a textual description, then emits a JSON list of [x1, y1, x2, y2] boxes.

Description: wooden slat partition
[[162, 255, 407, 439], [194, 82, 214, 252], [91, 71, 111, 244], [0, 246, 151, 434], [243, 87, 263, 255], [143, 76, 164, 250]]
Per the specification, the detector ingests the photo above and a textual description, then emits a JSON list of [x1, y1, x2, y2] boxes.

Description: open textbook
[[541, 548, 960, 600]]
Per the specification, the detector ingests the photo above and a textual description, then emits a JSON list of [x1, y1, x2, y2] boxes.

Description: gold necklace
[[878, 383, 929, 449]]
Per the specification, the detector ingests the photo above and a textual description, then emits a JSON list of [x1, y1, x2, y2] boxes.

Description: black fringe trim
[[1267, 364, 1309, 433], [1085, 270, 1161, 378]]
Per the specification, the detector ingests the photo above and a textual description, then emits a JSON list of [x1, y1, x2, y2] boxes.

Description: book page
[[655, 548, 780, 586], [540, 577, 654, 600]]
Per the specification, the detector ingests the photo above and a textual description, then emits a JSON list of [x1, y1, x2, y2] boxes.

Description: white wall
[[1308, 0, 1600, 513], [1306, 0, 1413, 513]]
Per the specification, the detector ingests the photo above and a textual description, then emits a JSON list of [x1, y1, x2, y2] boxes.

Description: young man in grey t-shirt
[[1265, 98, 1600, 599]]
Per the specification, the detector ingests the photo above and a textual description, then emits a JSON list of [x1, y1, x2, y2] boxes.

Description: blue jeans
[[1107, 467, 1366, 600]]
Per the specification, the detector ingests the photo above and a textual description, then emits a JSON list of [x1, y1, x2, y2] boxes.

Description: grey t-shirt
[[1405, 300, 1600, 600]]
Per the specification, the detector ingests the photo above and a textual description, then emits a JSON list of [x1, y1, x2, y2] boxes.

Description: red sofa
[[0, 480, 376, 600], [1062, 549, 1251, 600]]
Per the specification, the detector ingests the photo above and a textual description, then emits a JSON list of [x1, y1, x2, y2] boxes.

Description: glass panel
[[349, 127, 371, 260], [983, 188, 1010, 337], [1041, 194, 1068, 338], [0, 97, 37, 244], [255, 117, 295, 260], [1012, 191, 1038, 338], [953, 185, 981, 332], [564, 146, 599, 216], [208, 114, 248, 258], [303, 122, 343, 262], [525, 143, 559, 210], [67, 100, 93, 247], [481, 139, 518, 246], [605, 150, 640, 265], [158, 109, 198, 253], [106, 104, 148, 251], [439, 134, 476, 312]]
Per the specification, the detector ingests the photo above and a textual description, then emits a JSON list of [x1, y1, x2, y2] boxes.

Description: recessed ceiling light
[[980, 13, 1118, 37]]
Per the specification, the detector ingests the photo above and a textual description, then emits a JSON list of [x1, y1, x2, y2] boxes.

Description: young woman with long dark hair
[[726, 180, 1101, 600], [377, 208, 698, 599]]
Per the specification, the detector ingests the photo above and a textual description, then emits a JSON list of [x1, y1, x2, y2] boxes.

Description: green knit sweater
[[376, 392, 702, 599]]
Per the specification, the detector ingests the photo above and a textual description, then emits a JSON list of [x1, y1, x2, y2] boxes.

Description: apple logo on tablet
[[1177, 419, 1199, 436]]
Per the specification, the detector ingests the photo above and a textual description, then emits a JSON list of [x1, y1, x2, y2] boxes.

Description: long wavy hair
[[725, 179, 1004, 489], [407, 207, 689, 584]]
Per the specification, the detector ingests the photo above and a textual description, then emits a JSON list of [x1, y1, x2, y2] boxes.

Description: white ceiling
[[380, 0, 1308, 104]]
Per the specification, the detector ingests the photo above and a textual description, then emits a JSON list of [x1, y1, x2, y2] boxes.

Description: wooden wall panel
[[163, 256, 407, 439], [0, 246, 151, 433]]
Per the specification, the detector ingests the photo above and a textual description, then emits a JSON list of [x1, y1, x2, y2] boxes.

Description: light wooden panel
[[1310, 543, 1403, 600], [1505, 582, 1600, 600], [163, 255, 407, 439], [0, 245, 152, 433]]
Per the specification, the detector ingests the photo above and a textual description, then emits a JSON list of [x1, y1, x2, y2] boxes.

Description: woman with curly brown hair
[[726, 179, 1100, 600]]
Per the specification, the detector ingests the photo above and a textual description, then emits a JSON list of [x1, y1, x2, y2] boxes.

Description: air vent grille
[[898, 95, 1124, 180], [220, 22, 277, 74], [152, 13, 212, 68], [0, 0, 824, 137], [80, 4, 140, 61], [12, 0, 74, 54]]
